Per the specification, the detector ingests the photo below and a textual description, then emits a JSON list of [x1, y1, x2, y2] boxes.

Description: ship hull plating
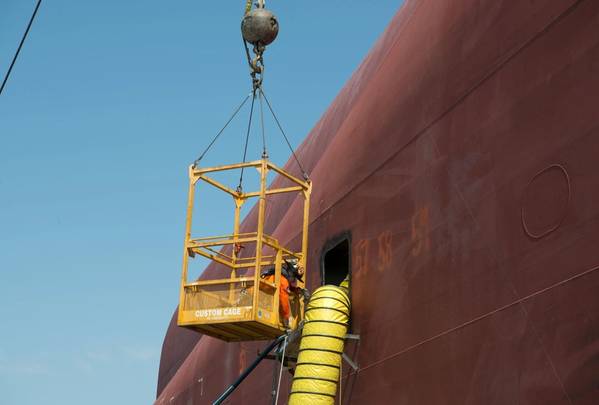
[[157, 0, 599, 403]]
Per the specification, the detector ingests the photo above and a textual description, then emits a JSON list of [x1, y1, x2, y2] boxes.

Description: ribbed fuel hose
[[289, 281, 350, 405]]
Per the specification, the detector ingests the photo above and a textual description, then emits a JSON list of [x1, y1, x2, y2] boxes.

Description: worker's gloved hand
[[302, 288, 310, 302]]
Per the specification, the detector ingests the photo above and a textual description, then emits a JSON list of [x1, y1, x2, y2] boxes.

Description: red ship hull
[[157, 0, 599, 403]]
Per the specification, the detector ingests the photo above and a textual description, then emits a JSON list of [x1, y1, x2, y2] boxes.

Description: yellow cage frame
[[177, 158, 311, 341]]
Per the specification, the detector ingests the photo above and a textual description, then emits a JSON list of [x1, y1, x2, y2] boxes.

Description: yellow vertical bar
[[252, 158, 268, 321], [232, 197, 243, 264], [300, 183, 311, 274], [298, 182, 311, 322], [230, 196, 243, 303], [273, 249, 282, 327], [179, 166, 197, 323]]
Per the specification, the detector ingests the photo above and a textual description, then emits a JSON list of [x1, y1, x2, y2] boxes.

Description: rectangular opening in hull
[[322, 236, 350, 287]]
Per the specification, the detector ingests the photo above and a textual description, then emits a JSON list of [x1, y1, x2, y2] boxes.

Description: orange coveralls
[[265, 274, 291, 321]]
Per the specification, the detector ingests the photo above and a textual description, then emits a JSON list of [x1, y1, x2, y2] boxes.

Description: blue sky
[[0, 1, 402, 404]]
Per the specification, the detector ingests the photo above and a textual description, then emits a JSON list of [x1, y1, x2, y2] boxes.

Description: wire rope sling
[[177, 0, 312, 343]]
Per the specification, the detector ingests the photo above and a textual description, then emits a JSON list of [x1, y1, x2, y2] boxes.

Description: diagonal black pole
[[0, 0, 43, 96], [213, 334, 287, 405]]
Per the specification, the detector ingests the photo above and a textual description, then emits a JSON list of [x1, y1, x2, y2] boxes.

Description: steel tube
[[213, 334, 287, 405]]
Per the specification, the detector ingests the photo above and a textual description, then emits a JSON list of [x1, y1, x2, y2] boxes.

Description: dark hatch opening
[[322, 237, 350, 287]]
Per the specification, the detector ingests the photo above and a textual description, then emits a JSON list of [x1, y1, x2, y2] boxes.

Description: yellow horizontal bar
[[243, 186, 304, 198], [267, 162, 309, 188], [203, 246, 233, 261], [234, 260, 278, 269], [262, 234, 278, 244], [260, 239, 301, 257], [191, 234, 285, 250], [184, 277, 255, 287], [235, 255, 276, 262], [191, 233, 257, 242], [192, 246, 299, 262], [191, 232, 277, 243], [194, 160, 262, 175], [193, 249, 234, 269], [190, 236, 257, 248], [192, 250, 296, 269], [199, 175, 239, 196]]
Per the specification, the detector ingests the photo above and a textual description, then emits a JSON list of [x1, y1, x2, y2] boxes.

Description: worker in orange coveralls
[[261, 259, 309, 329]]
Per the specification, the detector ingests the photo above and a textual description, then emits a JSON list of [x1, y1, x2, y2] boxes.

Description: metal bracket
[[264, 354, 297, 363], [342, 334, 360, 371], [342, 352, 359, 371]]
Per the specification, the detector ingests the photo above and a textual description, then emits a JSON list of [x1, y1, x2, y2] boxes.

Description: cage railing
[[177, 158, 311, 341]]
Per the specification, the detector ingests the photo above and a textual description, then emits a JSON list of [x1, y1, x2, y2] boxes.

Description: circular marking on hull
[[521, 164, 571, 239]]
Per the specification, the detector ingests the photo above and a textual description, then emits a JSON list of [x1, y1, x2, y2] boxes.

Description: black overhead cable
[[0, 0, 43, 96], [259, 88, 309, 180]]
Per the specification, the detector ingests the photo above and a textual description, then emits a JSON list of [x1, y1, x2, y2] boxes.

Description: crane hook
[[241, 6, 278, 89]]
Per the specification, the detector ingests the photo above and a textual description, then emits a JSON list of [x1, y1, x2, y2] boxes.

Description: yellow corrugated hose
[[289, 278, 350, 404]]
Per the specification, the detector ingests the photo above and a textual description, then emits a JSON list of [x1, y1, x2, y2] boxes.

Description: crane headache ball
[[241, 9, 279, 46]]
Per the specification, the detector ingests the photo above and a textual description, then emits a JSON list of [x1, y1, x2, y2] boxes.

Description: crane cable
[[1, 0, 43, 96], [194, 0, 309, 190], [196, 82, 309, 190], [237, 88, 257, 192], [240, 1, 307, 179], [193, 93, 252, 167], [259, 87, 309, 180]]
